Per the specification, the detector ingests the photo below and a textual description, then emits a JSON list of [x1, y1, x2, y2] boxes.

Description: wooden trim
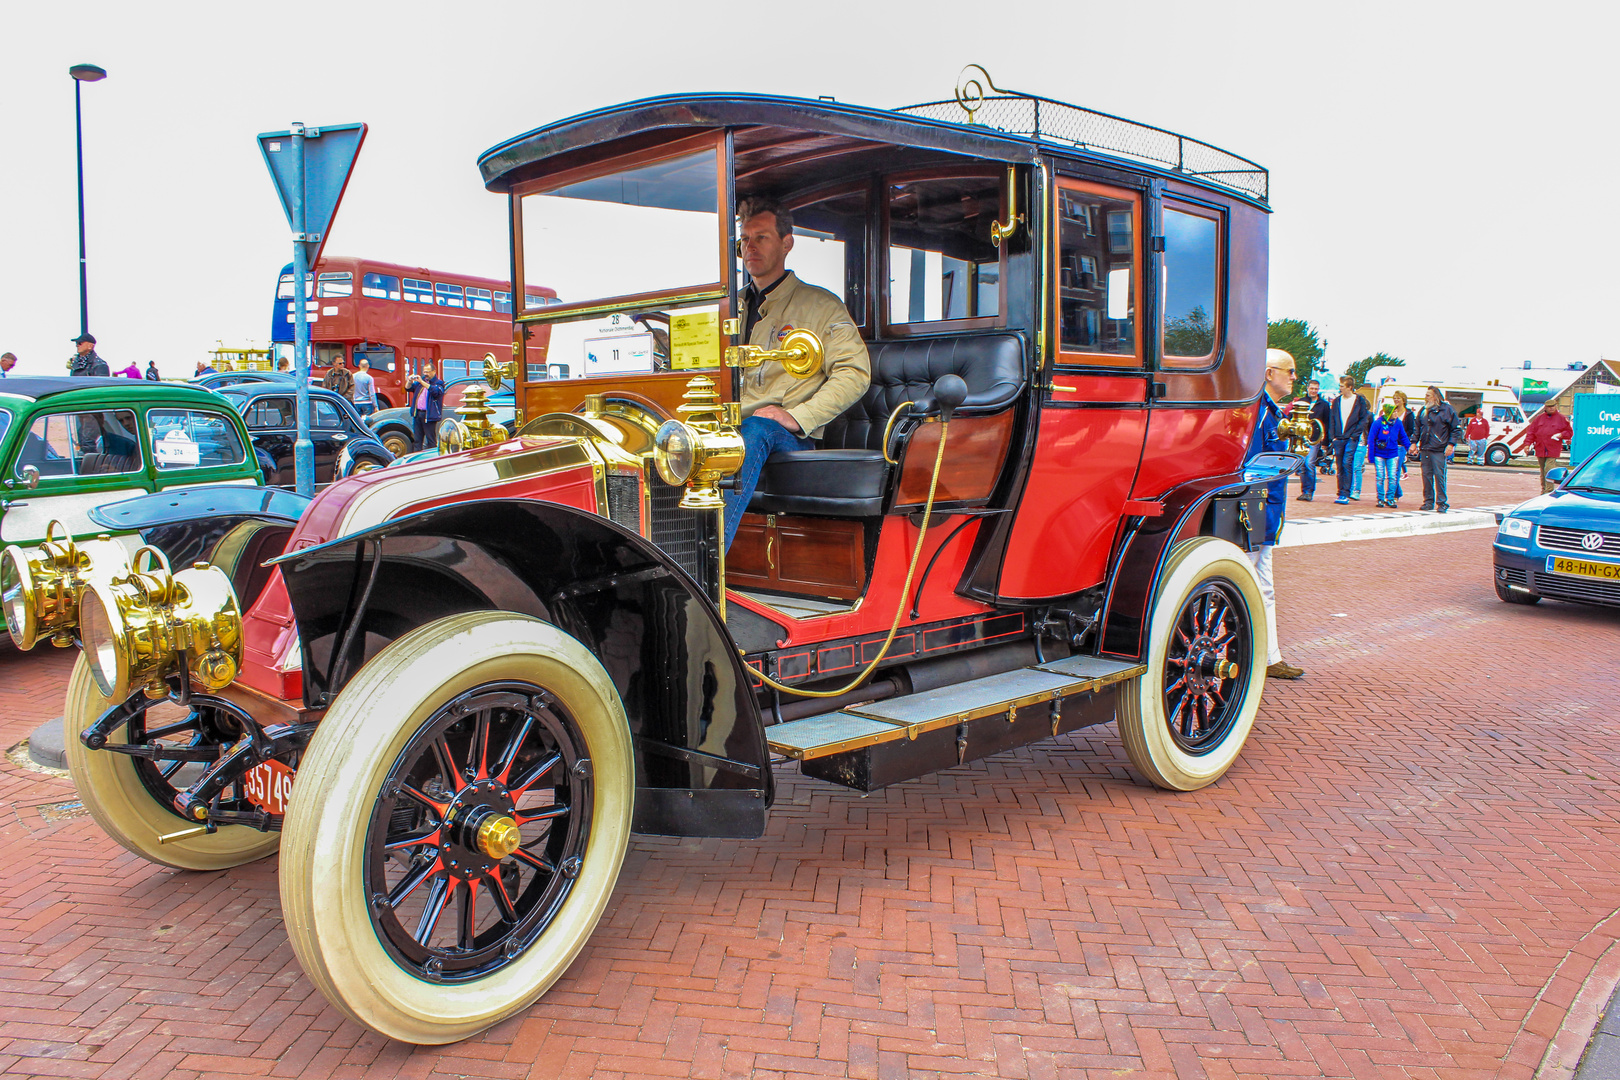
[[1053, 176, 1143, 369], [515, 285, 727, 326], [1157, 198, 1226, 371], [891, 411, 1015, 509]]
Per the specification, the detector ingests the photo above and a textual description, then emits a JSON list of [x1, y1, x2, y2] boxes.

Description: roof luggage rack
[[897, 65, 1269, 205]]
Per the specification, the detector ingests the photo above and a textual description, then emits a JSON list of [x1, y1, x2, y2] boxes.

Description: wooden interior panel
[[520, 371, 728, 424], [894, 411, 1015, 509], [725, 513, 865, 601]]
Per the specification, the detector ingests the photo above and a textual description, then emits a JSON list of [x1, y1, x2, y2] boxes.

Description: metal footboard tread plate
[[767, 712, 907, 760], [848, 668, 1078, 728], [1033, 655, 1147, 686]]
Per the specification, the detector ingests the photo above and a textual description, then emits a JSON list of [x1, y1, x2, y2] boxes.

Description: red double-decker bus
[[270, 256, 558, 407]]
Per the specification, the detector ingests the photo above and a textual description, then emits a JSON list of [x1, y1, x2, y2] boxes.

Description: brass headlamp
[[78, 546, 244, 701], [1276, 400, 1324, 454], [1, 521, 129, 650], [653, 376, 745, 509], [438, 353, 518, 455]]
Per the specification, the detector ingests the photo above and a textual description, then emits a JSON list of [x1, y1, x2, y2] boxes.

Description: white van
[[1371, 381, 1526, 465]]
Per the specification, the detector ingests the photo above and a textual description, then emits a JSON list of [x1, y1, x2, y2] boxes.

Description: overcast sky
[[3, 0, 1615, 384]]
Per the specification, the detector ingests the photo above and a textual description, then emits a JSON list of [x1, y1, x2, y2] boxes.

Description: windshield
[[1567, 442, 1620, 492], [0, 409, 11, 445], [519, 145, 721, 312]]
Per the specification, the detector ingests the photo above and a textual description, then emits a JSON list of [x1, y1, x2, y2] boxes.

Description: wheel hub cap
[[476, 814, 522, 859]]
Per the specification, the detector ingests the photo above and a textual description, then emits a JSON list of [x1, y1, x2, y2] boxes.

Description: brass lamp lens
[[437, 419, 465, 455], [654, 421, 696, 485], [1, 549, 31, 646], [80, 587, 123, 699]]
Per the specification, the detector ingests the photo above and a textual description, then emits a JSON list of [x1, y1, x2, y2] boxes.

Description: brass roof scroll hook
[[954, 64, 1003, 125]]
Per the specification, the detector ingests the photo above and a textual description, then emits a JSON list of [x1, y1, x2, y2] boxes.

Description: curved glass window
[[1161, 205, 1222, 365]]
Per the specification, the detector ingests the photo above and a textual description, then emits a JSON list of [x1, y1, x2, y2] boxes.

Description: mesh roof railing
[[896, 95, 1268, 204]]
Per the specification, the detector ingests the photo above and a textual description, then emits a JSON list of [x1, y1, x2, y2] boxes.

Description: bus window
[[277, 272, 313, 299], [526, 294, 557, 308], [494, 291, 513, 313], [885, 174, 1003, 328], [355, 346, 396, 373], [403, 278, 433, 304], [314, 344, 345, 368], [466, 287, 493, 312], [441, 360, 469, 381], [317, 272, 353, 298], [435, 284, 465, 308], [362, 273, 402, 300]]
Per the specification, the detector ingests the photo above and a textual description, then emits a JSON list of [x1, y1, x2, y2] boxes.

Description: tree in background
[[1164, 305, 1215, 357], [1267, 319, 1327, 399], [1343, 351, 1405, 390]]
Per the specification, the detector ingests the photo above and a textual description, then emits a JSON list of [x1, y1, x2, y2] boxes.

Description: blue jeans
[[1468, 437, 1487, 464], [1301, 445, 1321, 497], [356, 402, 376, 419], [1335, 441, 1357, 498], [723, 415, 814, 550], [1374, 456, 1400, 502], [1351, 443, 1367, 497]]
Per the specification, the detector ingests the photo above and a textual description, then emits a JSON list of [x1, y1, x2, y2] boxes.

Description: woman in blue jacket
[[1367, 401, 1411, 507]]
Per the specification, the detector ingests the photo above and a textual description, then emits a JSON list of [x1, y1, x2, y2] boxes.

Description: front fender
[[270, 498, 769, 838]]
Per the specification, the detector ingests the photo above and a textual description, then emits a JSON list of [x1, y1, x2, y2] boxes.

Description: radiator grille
[[1536, 525, 1620, 556], [647, 471, 716, 597], [1530, 569, 1620, 606], [605, 473, 640, 532]]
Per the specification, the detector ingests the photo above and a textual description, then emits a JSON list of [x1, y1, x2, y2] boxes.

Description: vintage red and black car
[[1, 75, 1294, 1044]]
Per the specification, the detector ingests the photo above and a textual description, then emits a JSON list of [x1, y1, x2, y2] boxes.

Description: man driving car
[[721, 197, 870, 549]]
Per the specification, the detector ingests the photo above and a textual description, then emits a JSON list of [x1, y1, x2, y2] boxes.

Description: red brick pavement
[[3, 529, 1619, 1079]]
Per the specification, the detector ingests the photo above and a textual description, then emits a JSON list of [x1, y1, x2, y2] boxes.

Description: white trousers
[[1245, 544, 1281, 665]]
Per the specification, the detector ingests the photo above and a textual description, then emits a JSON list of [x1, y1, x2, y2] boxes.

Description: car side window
[[247, 398, 294, 429], [15, 409, 144, 479], [146, 409, 247, 470], [313, 401, 345, 429], [885, 174, 1003, 329], [1056, 179, 1142, 366]]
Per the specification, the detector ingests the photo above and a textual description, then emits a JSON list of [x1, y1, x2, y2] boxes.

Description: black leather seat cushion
[[750, 333, 1025, 517]]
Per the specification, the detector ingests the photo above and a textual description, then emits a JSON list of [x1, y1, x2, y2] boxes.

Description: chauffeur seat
[[748, 333, 1025, 517]]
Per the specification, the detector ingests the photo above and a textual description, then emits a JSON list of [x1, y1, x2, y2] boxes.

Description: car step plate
[[766, 657, 1145, 761]]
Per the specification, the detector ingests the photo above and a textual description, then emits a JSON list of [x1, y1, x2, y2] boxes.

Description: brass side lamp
[[439, 353, 520, 454], [1275, 400, 1324, 454], [2, 522, 128, 650]]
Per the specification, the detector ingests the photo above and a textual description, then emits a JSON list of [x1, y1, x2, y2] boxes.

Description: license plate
[[1546, 555, 1620, 581], [243, 758, 296, 815]]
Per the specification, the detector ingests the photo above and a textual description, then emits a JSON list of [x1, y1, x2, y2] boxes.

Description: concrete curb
[[27, 716, 66, 771], [1279, 505, 1517, 549]]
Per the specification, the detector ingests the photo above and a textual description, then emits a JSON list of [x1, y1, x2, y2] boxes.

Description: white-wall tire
[[278, 611, 632, 1045], [1118, 537, 1266, 791], [63, 656, 281, 871]]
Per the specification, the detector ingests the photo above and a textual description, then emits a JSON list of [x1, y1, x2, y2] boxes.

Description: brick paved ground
[[3, 528, 1619, 1079]]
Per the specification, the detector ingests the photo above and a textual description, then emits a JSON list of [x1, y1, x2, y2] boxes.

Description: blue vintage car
[[1492, 436, 1620, 608]]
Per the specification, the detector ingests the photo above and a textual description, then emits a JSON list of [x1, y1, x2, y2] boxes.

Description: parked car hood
[[1506, 487, 1620, 524]]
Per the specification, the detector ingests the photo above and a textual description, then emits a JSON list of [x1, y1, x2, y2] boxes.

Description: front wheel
[[1486, 444, 1511, 467], [380, 430, 414, 458], [1118, 537, 1267, 791], [62, 656, 281, 870], [278, 612, 633, 1044]]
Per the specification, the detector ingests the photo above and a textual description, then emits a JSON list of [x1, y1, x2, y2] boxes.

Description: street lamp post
[[69, 63, 107, 339]]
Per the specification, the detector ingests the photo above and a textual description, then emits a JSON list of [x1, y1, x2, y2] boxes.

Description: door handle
[[766, 535, 775, 571]]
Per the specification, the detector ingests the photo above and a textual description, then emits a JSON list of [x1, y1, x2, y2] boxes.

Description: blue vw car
[[1493, 436, 1620, 608]]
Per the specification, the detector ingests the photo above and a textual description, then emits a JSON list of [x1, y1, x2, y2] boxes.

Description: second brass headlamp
[[1, 522, 127, 651]]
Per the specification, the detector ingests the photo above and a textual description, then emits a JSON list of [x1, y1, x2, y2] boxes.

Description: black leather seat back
[[820, 333, 1025, 451]]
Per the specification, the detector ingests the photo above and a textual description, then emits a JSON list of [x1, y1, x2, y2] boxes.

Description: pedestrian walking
[[70, 333, 109, 376], [1465, 410, 1490, 465], [116, 363, 142, 379], [277, 357, 292, 373], [1296, 379, 1331, 502], [1416, 386, 1461, 512], [323, 354, 355, 400], [144, 361, 160, 381], [1521, 401, 1574, 493], [1351, 409, 1369, 500], [0, 352, 16, 378], [352, 358, 378, 418], [1368, 402, 1410, 507], [1246, 349, 1305, 679], [1327, 375, 1370, 505], [408, 363, 446, 451], [1392, 390, 1415, 500]]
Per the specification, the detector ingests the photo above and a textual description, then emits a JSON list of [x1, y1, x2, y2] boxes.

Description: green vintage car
[[0, 377, 262, 554]]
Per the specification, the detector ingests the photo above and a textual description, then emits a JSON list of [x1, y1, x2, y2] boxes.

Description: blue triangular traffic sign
[[258, 122, 367, 268]]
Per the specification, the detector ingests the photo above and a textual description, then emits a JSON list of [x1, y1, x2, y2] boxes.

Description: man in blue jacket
[[1244, 349, 1305, 680]]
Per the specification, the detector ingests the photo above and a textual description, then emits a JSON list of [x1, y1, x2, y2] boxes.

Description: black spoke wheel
[[1119, 537, 1267, 791], [279, 612, 633, 1045], [1161, 581, 1253, 754], [61, 656, 281, 870], [365, 683, 592, 982]]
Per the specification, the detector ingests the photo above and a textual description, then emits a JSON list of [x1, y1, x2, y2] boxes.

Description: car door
[[311, 398, 349, 483], [244, 396, 296, 485], [0, 407, 150, 546]]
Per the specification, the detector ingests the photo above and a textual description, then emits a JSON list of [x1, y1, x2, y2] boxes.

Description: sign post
[[258, 121, 366, 495]]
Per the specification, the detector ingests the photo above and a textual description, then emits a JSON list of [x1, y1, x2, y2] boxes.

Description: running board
[[767, 656, 1144, 790]]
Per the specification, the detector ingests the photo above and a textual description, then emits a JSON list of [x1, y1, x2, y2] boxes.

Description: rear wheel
[[1118, 537, 1266, 791], [380, 430, 414, 458], [62, 656, 281, 870], [1487, 444, 1510, 466], [279, 612, 633, 1044]]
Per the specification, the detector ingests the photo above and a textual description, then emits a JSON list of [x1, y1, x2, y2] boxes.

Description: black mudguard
[[270, 498, 770, 839], [1098, 452, 1300, 661]]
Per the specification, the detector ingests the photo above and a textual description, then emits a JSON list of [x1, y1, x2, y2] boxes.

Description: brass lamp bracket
[[991, 164, 1024, 246], [724, 328, 824, 380]]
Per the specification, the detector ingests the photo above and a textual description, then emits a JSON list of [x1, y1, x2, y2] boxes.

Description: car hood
[[1507, 487, 1620, 525]]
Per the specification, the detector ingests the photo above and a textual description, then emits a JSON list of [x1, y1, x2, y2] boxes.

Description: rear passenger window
[[246, 398, 294, 430], [466, 287, 494, 312], [316, 272, 353, 298], [403, 278, 433, 304], [362, 273, 402, 300], [885, 174, 1002, 328], [494, 291, 513, 313], [1160, 204, 1222, 366], [1057, 180, 1140, 364], [789, 188, 868, 325], [147, 409, 246, 469], [313, 401, 345, 429], [16, 410, 143, 478], [434, 284, 465, 308]]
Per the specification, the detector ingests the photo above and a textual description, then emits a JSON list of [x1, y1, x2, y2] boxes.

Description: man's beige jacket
[[739, 272, 870, 438]]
